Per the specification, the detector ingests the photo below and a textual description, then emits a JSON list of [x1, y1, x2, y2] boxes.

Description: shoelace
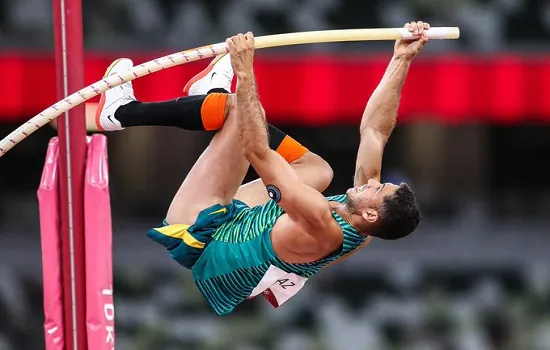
[[119, 82, 135, 101], [107, 68, 135, 101], [220, 57, 234, 81]]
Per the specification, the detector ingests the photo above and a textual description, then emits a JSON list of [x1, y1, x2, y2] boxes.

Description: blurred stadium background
[[1, 0, 550, 349]]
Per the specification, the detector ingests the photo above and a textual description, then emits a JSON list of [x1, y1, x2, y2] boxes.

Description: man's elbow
[[359, 125, 388, 144], [243, 143, 270, 163]]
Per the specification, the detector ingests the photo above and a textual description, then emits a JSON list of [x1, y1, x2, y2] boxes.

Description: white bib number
[[249, 265, 308, 308]]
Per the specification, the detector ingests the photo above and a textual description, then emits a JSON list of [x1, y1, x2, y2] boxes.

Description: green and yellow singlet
[[147, 194, 366, 315]]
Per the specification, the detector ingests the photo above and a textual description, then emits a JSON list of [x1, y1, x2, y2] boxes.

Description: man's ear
[[362, 209, 379, 224]]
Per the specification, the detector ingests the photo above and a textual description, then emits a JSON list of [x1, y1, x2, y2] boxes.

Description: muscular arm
[[354, 55, 412, 185], [235, 72, 337, 234], [234, 72, 269, 164]]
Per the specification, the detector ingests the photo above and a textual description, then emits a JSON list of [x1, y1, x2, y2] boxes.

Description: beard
[[344, 193, 358, 211]]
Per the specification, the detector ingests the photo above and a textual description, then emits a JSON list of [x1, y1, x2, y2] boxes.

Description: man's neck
[[329, 201, 369, 237]]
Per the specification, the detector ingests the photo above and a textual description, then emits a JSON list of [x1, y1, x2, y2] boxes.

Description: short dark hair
[[369, 183, 421, 240]]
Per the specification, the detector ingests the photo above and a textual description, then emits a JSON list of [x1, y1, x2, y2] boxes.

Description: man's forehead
[[383, 183, 400, 193]]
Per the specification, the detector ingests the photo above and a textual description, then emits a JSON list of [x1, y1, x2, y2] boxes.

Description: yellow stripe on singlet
[[209, 208, 227, 215], [155, 224, 206, 249]]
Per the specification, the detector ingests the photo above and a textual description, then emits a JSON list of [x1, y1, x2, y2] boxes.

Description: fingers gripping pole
[[0, 27, 459, 158]]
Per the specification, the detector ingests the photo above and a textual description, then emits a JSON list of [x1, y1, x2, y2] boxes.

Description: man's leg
[[164, 95, 250, 224], [95, 58, 252, 226], [184, 58, 333, 208], [234, 125, 333, 207], [96, 57, 332, 224], [166, 54, 333, 213]]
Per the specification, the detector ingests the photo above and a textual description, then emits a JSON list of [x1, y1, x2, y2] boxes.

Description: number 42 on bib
[[248, 265, 308, 308]]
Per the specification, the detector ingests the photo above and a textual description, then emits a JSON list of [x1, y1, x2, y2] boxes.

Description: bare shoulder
[[270, 212, 343, 264]]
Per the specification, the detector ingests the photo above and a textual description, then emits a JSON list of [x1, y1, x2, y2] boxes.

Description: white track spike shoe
[[183, 54, 234, 96], [95, 58, 136, 131]]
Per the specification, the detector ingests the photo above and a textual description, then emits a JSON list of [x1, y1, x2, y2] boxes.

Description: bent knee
[[297, 152, 334, 191], [315, 155, 334, 190]]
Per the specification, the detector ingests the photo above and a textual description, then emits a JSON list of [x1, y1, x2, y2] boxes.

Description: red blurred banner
[[1, 53, 550, 124]]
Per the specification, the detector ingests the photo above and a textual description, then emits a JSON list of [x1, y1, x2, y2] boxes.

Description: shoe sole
[[182, 54, 227, 95], [94, 58, 125, 131]]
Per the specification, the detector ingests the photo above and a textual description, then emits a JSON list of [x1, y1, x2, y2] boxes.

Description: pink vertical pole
[[52, 0, 87, 348], [84, 135, 115, 350], [38, 138, 65, 350]]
